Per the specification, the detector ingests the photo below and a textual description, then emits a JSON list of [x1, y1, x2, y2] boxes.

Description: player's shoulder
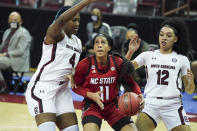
[[79, 56, 93, 65], [176, 53, 189, 61]]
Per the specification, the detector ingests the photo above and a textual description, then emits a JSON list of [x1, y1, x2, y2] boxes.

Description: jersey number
[[69, 53, 76, 68], [156, 70, 169, 85], [99, 86, 109, 101]]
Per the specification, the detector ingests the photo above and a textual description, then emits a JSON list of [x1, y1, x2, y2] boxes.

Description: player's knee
[[83, 123, 100, 131], [61, 124, 79, 131], [35, 113, 56, 126], [171, 125, 191, 131], [136, 113, 156, 131], [120, 123, 138, 131], [56, 112, 78, 130], [38, 121, 56, 131]]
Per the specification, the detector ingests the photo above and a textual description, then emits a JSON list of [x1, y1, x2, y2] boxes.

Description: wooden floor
[[0, 102, 197, 131]]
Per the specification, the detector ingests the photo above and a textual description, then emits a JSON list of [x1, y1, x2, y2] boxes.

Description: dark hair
[[92, 33, 113, 50], [161, 18, 191, 56], [127, 23, 139, 34], [53, 6, 71, 22]]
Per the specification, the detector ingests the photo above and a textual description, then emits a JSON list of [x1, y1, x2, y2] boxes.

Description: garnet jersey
[[73, 55, 141, 103], [134, 50, 190, 98], [29, 34, 82, 84]]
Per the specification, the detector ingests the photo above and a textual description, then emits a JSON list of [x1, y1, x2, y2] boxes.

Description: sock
[[61, 124, 79, 131], [38, 121, 56, 131]]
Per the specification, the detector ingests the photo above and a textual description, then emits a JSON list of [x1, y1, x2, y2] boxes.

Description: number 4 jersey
[[29, 34, 82, 83], [135, 49, 190, 98]]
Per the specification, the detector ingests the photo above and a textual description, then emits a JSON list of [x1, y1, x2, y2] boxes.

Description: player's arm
[[45, 0, 95, 44], [73, 58, 104, 110], [73, 58, 91, 97], [182, 69, 196, 94], [125, 35, 141, 60]]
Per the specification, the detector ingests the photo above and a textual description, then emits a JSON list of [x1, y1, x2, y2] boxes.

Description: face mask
[[10, 22, 19, 29], [91, 15, 98, 22]]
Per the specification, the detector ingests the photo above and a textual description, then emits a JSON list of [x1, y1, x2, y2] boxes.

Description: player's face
[[159, 26, 177, 53], [94, 35, 111, 58], [63, 13, 80, 36]]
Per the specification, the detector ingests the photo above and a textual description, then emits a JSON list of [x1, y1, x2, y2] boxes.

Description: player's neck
[[96, 56, 108, 66]]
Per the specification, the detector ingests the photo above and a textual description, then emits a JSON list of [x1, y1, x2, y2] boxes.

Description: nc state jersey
[[30, 34, 82, 84], [83, 55, 119, 103], [135, 50, 190, 98]]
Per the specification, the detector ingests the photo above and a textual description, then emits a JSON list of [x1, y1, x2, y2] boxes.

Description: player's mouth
[[161, 41, 167, 46]]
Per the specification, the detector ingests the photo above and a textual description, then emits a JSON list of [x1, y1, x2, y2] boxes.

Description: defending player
[[127, 18, 195, 131], [25, 0, 96, 131]]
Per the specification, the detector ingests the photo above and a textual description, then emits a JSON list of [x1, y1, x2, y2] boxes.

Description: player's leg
[[161, 105, 190, 131], [135, 102, 159, 131], [136, 112, 156, 131], [81, 99, 103, 131], [120, 123, 138, 131], [56, 112, 79, 131], [55, 85, 79, 131], [83, 115, 102, 131], [104, 101, 137, 131], [25, 83, 58, 131], [171, 125, 191, 131], [35, 113, 56, 131]]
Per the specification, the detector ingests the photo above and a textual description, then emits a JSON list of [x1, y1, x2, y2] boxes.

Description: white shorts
[[25, 81, 75, 117], [142, 97, 190, 130]]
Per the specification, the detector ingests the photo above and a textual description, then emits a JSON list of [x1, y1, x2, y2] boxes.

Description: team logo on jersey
[[92, 70, 96, 73], [111, 67, 115, 71], [172, 58, 177, 63], [91, 65, 95, 69]]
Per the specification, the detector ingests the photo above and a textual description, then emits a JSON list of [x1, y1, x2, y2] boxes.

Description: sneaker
[[192, 95, 197, 100]]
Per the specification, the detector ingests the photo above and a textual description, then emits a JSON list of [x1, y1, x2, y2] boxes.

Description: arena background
[[0, 4, 197, 68]]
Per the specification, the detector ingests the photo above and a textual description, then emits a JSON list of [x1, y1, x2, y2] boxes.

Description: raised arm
[[45, 0, 95, 44], [125, 35, 141, 60]]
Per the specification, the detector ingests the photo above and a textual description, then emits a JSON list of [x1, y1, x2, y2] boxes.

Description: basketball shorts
[[142, 97, 190, 130], [81, 99, 133, 131], [25, 81, 75, 117]]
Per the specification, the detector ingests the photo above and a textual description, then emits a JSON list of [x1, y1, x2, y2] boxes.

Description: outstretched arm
[[125, 35, 141, 60], [45, 0, 96, 44]]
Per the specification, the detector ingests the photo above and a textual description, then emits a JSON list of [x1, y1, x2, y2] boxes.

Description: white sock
[[61, 124, 79, 131], [38, 121, 56, 131]]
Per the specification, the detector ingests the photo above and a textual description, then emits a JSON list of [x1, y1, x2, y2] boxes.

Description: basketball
[[118, 92, 141, 116]]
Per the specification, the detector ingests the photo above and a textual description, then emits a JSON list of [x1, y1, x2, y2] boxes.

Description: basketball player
[[25, 0, 96, 131], [73, 33, 144, 131], [127, 18, 196, 131]]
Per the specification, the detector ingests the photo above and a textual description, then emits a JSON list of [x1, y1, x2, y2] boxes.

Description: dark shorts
[[81, 99, 133, 131]]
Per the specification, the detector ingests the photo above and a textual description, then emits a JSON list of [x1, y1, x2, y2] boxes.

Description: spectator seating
[[136, 0, 161, 16], [86, 0, 114, 13], [111, 26, 127, 54]]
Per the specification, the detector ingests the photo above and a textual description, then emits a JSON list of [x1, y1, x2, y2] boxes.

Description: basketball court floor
[[0, 94, 197, 131]]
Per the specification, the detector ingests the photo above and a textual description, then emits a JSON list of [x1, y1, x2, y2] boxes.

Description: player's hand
[[64, 74, 77, 88], [138, 94, 145, 112], [128, 35, 141, 53], [187, 69, 194, 87], [87, 91, 104, 110]]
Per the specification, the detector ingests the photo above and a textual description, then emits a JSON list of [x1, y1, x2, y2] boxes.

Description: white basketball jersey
[[135, 50, 190, 98], [30, 34, 82, 83]]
